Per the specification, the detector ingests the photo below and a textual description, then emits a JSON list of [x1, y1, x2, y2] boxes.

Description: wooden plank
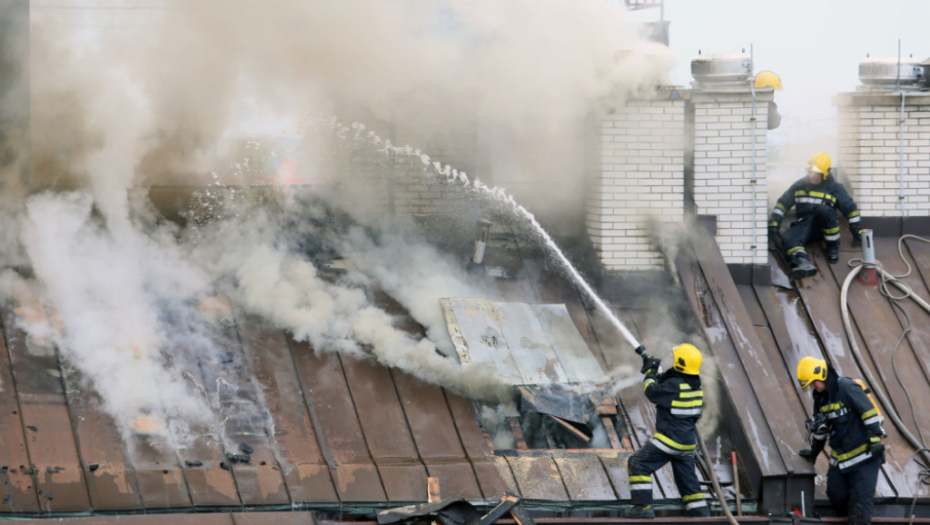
[[1, 306, 91, 512], [0, 321, 40, 513], [289, 337, 386, 502], [792, 245, 910, 498], [235, 313, 337, 504], [391, 370, 482, 500], [60, 361, 142, 511], [552, 457, 616, 501]]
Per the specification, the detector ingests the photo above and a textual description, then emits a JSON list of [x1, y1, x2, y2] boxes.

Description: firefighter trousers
[[826, 454, 882, 525], [628, 441, 709, 517], [782, 204, 840, 258]]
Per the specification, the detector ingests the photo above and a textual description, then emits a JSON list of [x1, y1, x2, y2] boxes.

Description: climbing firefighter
[[796, 356, 886, 525], [626, 344, 709, 519], [768, 152, 862, 280]]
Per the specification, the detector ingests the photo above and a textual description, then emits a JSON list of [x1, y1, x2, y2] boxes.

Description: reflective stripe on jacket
[[644, 369, 703, 455], [813, 369, 885, 472], [768, 176, 859, 229]]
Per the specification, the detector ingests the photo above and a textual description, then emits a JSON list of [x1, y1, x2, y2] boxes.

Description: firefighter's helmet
[[672, 344, 702, 375], [754, 70, 783, 91], [806, 152, 832, 179], [797, 356, 827, 389]]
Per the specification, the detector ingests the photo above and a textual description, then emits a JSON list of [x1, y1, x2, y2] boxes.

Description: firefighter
[[626, 344, 709, 519], [768, 152, 862, 280], [796, 356, 886, 525]]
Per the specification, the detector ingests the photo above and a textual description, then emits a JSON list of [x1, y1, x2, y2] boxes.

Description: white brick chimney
[[586, 86, 772, 271], [835, 92, 930, 217]]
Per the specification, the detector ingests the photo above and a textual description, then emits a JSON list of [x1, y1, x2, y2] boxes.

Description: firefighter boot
[[626, 505, 655, 519], [789, 251, 818, 280], [827, 241, 840, 264]]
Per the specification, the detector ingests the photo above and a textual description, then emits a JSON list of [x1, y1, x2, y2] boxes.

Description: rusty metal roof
[[7, 215, 927, 522], [0, 252, 747, 519]]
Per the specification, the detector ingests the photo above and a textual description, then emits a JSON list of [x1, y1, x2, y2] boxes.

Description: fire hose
[[840, 234, 930, 521], [697, 434, 741, 525]]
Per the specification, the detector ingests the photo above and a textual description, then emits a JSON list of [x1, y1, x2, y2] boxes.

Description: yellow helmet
[[754, 70, 783, 91], [672, 344, 702, 375], [806, 152, 832, 178], [796, 356, 827, 389]]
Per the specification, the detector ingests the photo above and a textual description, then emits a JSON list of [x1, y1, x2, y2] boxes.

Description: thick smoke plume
[[0, 0, 675, 451]]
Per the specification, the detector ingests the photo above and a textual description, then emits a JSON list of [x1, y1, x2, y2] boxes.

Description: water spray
[[336, 120, 643, 351]]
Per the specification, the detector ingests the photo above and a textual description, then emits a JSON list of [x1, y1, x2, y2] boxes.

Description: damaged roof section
[[440, 298, 604, 384]]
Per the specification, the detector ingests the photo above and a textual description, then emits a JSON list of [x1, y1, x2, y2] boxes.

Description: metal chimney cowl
[[691, 53, 752, 85], [859, 57, 923, 87]]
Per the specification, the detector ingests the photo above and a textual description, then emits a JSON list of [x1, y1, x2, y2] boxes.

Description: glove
[[641, 356, 661, 375], [851, 227, 862, 248], [799, 448, 818, 464], [869, 442, 885, 457], [644, 367, 658, 383], [768, 224, 781, 248]]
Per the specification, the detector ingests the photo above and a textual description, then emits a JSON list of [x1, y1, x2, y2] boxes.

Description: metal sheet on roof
[[440, 299, 604, 385], [532, 304, 605, 382], [440, 298, 523, 384]]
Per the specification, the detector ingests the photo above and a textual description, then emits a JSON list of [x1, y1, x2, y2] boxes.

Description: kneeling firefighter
[[627, 344, 708, 519], [797, 357, 886, 525], [768, 152, 862, 280]]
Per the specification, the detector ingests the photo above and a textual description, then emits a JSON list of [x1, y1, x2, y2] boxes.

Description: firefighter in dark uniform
[[768, 152, 862, 280], [796, 356, 886, 525], [626, 344, 709, 519]]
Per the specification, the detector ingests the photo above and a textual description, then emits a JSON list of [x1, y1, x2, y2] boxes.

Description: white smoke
[[0, 0, 678, 451], [12, 191, 218, 447]]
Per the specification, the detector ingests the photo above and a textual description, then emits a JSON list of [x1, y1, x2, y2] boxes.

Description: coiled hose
[[840, 234, 930, 521]]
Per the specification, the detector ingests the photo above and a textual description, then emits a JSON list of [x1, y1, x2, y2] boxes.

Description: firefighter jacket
[[643, 369, 703, 455], [811, 367, 885, 472], [768, 176, 861, 231]]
